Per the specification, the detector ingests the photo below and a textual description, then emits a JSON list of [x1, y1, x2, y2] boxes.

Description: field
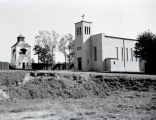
[[0, 70, 156, 120]]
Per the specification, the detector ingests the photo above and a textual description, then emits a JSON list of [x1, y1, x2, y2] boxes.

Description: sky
[[0, 0, 156, 63]]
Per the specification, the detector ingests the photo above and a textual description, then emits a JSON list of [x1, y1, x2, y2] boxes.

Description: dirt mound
[[0, 71, 156, 100], [1, 71, 156, 120], [0, 71, 155, 100]]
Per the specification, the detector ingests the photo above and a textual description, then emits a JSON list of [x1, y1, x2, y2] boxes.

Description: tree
[[33, 30, 59, 68], [58, 33, 74, 69], [48, 31, 59, 66], [135, 31, 156, 73], [135, 31, 156, 63], [33, 44, 42, 63]]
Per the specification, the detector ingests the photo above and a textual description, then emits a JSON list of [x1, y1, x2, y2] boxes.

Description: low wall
[[0, 62, 9, 70]]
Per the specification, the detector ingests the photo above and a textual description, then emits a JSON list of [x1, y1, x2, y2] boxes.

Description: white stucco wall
[[124, 40, 140, 72], [11, 40, 31, 69], [91, 34, 103, 71], [102, 36, 143, 72], [16, 45, 31, 69], [102, 36, 124, 71], [11, 46, 16, 67], [74, 21, 92, 71]]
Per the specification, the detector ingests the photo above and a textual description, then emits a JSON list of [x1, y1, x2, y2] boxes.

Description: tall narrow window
[[116, 47, 118, 59], [121, 47, 124, 61], [131, 48, 133, 61], [126, 48, 128, 61], [87, 27, 88, 34], [135, 50, 138, 61], [79, 27, 81, 35], [77, 28, 79, 36], [94, 47, 97, 61], [85, 26, 86, 34], [89, 27, 90, 34]]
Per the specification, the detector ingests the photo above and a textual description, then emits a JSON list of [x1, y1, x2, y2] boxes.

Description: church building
[[74, 19, 145, 72], [11, 35, 31, 69]]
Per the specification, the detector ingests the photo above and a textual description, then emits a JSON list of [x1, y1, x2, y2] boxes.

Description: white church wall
[[110, 59, 125, 71], [16, 46, 31, 69], [74, 23, 85, 71], [82, 37, 92, 71], [11, 37, 31, 70], [11, 46, 16, 67], [91, 34, 103, 71], [101, 36, 142, 72], [74, 26, 82, 71], [74, 21, 92, 71], [124, 40, 140, 72], [102, 36, 125, 71], [81, 22, 92, 71]]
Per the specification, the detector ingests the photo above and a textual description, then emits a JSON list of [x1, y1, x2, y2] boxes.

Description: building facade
[[74, 20, 145, 72], [11, 35, 31, 69]]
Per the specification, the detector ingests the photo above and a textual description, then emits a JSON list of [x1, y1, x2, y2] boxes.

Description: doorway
[[78, 57, 82, 70], [22, 63, 25, 69]]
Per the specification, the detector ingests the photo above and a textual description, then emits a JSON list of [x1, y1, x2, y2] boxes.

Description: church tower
[[11, 34, 31, 69], [74, 16, 92, 71]]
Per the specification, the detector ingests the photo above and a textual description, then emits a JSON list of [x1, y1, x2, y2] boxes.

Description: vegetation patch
[[0, 71, 156, 100]]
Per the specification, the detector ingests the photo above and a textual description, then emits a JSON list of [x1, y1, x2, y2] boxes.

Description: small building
[[0, 62, 9, 70], [74, 19, 145, 72], [11, 35, 31, 69]]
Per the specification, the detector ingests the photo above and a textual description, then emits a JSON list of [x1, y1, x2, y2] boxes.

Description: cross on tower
[[82, 14, 85, 21]]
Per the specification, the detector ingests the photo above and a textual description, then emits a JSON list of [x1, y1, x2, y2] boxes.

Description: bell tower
[[74, 15, 92, 71], [17, 34, 25, 42], [11, 34, 31, 69], [75, 15, 92, 43]]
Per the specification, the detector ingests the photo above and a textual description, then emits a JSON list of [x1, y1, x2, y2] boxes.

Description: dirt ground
[[0, 90, 156, 120]]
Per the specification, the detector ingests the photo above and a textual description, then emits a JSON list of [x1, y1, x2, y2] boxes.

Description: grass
[[0, 70, 156, 119], [0, 91, 156, 120]]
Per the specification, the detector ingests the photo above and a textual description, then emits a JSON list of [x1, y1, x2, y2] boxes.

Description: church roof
[[18, 34, 25, 38], [11, 34, 31, 48], [11, 41, 31, 48], [75, 21, 92, 24], [105, 35, 137, 41], [91, 33, 137, 41]]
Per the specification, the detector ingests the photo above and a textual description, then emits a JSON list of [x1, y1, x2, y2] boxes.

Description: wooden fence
[[0, 62, 9, 70]]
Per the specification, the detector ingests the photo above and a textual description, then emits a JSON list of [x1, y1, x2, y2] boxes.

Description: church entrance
[[22, 63, 25, 69], [78, 57, 82, 70]]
